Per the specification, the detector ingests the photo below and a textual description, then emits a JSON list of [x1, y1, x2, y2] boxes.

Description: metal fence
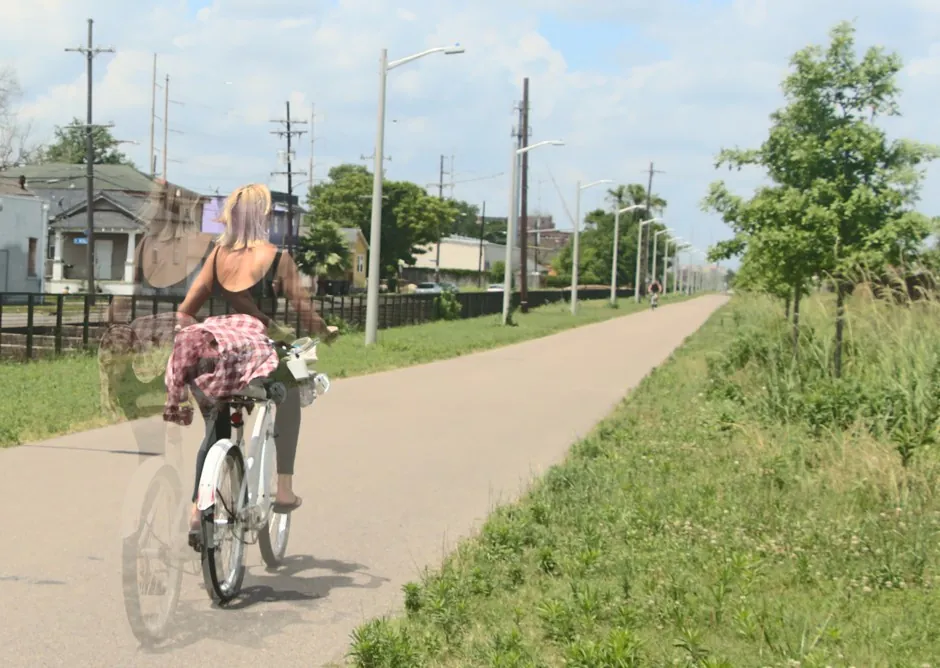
[[0, 287, 634, 360]]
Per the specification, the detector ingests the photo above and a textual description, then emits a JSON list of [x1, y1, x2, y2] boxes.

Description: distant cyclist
[[648, 279, 662, 308]]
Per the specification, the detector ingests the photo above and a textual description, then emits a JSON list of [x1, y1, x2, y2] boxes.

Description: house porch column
[[52, 231, 64, 280], [124, 231, 137, 283]]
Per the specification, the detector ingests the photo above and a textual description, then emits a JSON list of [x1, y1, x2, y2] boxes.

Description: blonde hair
[[216, 183, 272, 249], [141, 179, 201, 242]]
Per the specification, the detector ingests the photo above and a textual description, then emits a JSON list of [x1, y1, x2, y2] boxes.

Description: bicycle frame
[[234, 397, 278, 535]]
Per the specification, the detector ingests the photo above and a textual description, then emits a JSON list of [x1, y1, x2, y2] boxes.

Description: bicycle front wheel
[[200, 446, 247, 604], [258, 510, 291, 568], [121, 463, 185, 644]]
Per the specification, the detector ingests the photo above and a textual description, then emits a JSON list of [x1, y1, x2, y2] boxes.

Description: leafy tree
[[704, 21, 938, 374], [39, 117, 134, 165], [606, 184, 666, 293], [606, 184, 665, 212], [0, 66, 39, 169], [489, 260, 505, 284], [306, 164, 455, 278], [449, 199, 507, 244], [295, 219, 352, 278]]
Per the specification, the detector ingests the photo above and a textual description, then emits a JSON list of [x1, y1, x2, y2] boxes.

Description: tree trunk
[[791, 283, 801, 359], [834, 282, 845, 378], [784, 295, 791, 322]]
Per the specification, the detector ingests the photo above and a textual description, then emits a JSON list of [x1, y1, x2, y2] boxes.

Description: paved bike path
[[0, 295, 726, 667]]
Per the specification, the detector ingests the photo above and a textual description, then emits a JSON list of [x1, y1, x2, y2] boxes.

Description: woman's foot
[[272, 493, 303, 514], [187, 504, 202, 552], [273, 474, 302, 513]]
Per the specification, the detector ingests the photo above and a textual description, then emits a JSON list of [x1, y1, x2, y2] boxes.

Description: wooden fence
[[0, 287, 634, 360]]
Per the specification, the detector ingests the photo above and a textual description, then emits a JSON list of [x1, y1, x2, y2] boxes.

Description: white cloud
[[1, 0, 939, 262]]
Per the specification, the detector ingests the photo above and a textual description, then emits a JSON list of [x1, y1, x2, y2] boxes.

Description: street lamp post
[[610, 204, 644, 306], [571, 179, 613, 315], [672, 239, 685, 294], [652, 228, 670, 290], [633, 217, 660, 302], [679, 244, 694, 293], [364, 44, 465, 346], [503, 139, 565, 325], [689, 247, 703, 294], [662, 237, 674, 291]]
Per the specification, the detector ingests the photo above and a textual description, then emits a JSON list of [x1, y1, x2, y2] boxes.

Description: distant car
[[486, 284, 504, 292], [440, 282, 460, 293], [414, 282, 443, 295]]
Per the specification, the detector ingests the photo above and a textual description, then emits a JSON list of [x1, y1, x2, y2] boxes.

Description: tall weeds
[[709, 283, 940, 466]]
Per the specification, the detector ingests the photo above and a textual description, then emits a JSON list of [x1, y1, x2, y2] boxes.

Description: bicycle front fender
[[196, 439, 237, 512]]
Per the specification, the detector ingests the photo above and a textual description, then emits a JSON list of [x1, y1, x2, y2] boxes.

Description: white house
[[411, 235, 547, 288], [0, 181, 48, 297], [413, 235, 548, 273]]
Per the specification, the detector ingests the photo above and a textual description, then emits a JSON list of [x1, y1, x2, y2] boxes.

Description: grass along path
[[344, 296, 939, 667], [0, 295, 685, 448]]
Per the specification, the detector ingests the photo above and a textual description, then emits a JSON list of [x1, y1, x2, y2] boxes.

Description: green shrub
[[432, 291, 462, 320]]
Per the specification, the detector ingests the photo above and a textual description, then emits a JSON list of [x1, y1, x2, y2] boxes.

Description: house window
[[27, 238, 38, 277], [356, 254, 364, 273]]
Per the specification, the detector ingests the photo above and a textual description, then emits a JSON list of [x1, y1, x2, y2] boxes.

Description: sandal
[[272, 496, 303, 514]]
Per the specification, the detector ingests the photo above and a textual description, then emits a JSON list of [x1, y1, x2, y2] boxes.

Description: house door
[[94, 239, 113, 280]]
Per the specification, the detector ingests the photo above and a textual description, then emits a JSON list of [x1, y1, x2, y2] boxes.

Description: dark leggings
[[190, 386, 302, 502]]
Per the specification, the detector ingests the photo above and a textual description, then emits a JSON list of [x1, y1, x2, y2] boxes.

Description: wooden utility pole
[[308, 104, 316, 189], [270, 102, 307, 256], [161, 74, 169, 180], [65, 18, 114, 302], [519, 77, 531, 312], [148, 54, 156, 177], [434, 154, 447, 281], [307, 104, 318, 223], [477, 201, 486, 288]]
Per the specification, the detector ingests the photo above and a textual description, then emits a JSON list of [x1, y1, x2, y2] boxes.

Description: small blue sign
[[73, 236, 88, 245]]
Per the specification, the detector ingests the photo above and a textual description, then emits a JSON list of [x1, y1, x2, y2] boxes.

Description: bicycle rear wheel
[[121, 464, 185, 644], [258, 511, 291, 568], [200, 446, 246, 604]]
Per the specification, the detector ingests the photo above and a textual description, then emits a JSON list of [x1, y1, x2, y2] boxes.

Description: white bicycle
[[194, 335, 331, 604]]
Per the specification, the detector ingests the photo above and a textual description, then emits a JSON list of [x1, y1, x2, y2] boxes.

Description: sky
[[2, 0, 940, 265]]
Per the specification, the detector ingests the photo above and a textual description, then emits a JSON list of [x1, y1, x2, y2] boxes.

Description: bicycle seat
[[225, 378, 273, 403]]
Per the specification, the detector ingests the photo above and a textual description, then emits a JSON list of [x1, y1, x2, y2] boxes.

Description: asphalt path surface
[[0, 295, 726, 667]]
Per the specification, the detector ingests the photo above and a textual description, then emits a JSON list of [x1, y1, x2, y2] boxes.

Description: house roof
[[37, 188, 152, 221], [58, 191, 141, 220], [341, 227, 368, 250], [0, 181, 37, 197], [0, 163, 203, 200], [49, 192, 149, 232], [53, 210, 142, 232]]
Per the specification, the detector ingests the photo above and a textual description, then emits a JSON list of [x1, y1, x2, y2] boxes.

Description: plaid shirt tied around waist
[[163, 314, 279, 425]]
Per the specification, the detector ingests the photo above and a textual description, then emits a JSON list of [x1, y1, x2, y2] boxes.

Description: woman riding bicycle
[[175, 183, 336, 541], [99, 180, 213, 464]]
